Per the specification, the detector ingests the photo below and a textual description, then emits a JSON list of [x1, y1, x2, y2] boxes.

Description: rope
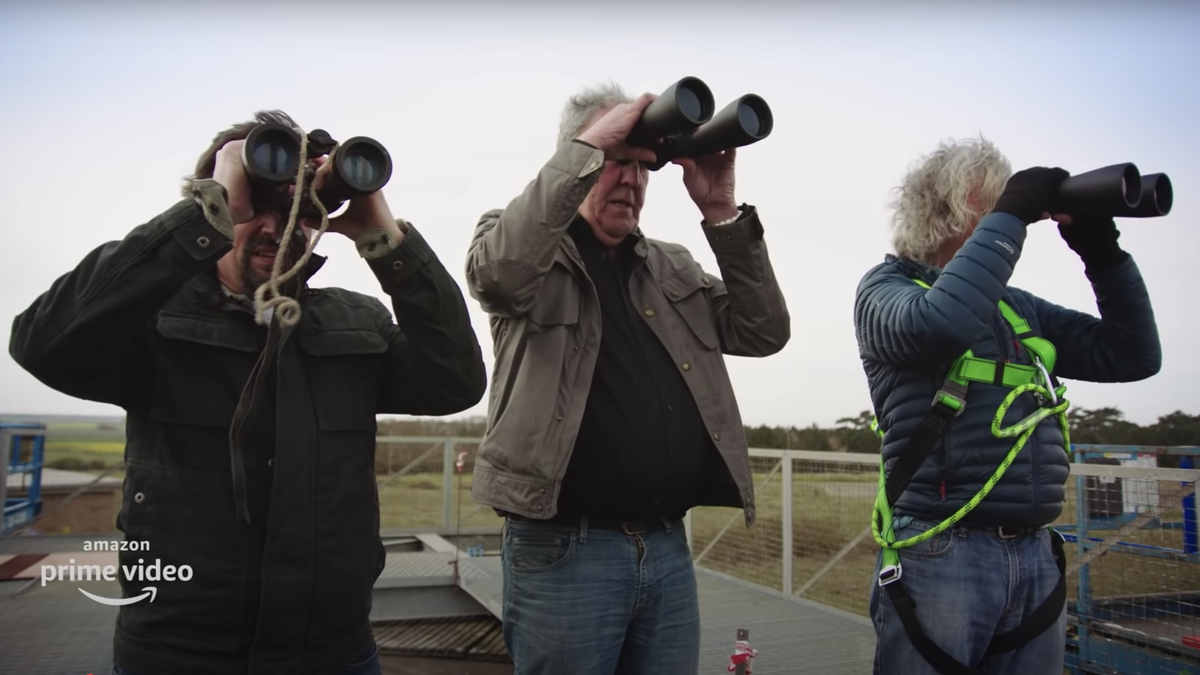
[[252, 130, 335, 328], [727, 640, 758, 673], [873, 377, 1071, 564]]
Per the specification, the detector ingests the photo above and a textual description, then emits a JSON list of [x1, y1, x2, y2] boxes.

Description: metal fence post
[[684, 509, 693, 552], [782, 452, 793, 596], [0, 430, 10, 533], [442, 438, 454, 531]]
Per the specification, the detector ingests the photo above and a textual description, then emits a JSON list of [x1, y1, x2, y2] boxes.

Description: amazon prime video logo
[[39, 542, 194, 606]]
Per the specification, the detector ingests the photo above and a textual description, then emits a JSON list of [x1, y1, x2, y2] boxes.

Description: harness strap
[[872, 277, 1072, 674], [883, 529, 1067, 674]]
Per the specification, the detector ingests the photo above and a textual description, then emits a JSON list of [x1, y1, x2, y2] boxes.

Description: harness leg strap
[[984, 529, 1067, 656], [883, 580, 987, 675], [883, 530, 1067, 675]]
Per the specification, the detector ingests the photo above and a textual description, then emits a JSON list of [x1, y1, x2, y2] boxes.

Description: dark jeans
[[112, 642, 382, 675]]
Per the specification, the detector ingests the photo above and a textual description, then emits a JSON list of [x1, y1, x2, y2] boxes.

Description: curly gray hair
[[889, 136, 1012, 267], [557, 80, 633, 147]]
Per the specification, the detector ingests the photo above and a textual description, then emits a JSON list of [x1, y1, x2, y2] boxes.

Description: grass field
[[14, 425, 1198, 622], [41, 438, 126, 474]]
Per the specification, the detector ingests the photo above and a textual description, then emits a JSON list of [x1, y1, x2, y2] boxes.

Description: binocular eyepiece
[[1051, 163, 1173, 219], [625, 76, 774, 172], [241, 123, 393, 212]]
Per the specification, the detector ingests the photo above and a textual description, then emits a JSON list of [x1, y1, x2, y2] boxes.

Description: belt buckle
[[621, 521, 648, 535], [998, 525, 1020, 539]]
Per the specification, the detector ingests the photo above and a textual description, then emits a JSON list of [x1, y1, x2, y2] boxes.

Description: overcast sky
[[0, 0, 1196, 429]]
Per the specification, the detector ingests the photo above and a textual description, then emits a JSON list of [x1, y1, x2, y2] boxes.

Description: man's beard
[[239, 227, 309, 298]]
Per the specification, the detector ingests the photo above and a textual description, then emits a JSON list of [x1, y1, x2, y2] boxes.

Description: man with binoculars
[[8, 110, 487, 675], [465, 81, 791, 674], [855, 137, 1162, 675]]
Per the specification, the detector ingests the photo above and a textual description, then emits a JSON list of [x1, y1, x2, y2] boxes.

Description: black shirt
[[555, 216, 719, 521]]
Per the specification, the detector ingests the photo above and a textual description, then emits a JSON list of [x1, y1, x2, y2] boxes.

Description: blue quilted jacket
[[854, 211, 1161, 527]]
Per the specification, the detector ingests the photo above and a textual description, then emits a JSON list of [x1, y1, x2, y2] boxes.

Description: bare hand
[[212, 139, 255, 223], [310, 156, 403, 242], [575, 93, 659, 163], [673, 147, 739, 224]]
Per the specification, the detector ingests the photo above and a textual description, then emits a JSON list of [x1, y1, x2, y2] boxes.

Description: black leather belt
[[505, 512, 683, 534], [963, 523, 1044, 539]]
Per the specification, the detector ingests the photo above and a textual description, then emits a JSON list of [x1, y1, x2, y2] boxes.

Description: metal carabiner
[[1033, 357, 1057, 406]]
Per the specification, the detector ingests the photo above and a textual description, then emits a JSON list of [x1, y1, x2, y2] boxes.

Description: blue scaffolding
[[0, 422, 47, 535], [1059, 444, 1200, 675]]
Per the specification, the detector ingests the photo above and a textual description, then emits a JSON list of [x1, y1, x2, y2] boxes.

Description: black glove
[[992, 167, 1070, 225], [1058, 216, 1128, 273]]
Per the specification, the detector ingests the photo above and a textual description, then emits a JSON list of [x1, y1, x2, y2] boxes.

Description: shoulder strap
[[880, 277, 1054, 506]]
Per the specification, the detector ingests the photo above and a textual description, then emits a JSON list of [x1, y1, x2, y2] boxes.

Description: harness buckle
[[878, 564, 903, 586], [931, 389, 966, 418]]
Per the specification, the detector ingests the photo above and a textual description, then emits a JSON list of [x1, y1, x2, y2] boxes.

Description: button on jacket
[[464, 140, 792, 527]]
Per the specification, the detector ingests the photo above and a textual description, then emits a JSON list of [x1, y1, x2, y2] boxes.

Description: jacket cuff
[[552, 140, 606, 180], [188, 179, 234, 240], [355, 219, 408, 260], [702, 205, 763, 253], [164, 197, 234, 261], [367, 221, 434, 292]]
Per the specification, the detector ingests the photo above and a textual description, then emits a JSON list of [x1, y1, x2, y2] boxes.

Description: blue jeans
[[112, 641, 381, 675], [501, 516, 700, 675], [870, 516, 1067, 675]]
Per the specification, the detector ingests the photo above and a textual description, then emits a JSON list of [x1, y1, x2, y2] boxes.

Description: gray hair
[[557, 80, 634, 147], [888, 135, 1012, 267]]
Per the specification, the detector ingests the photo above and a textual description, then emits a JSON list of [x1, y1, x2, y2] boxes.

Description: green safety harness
[[871, 278, 1072, 675]]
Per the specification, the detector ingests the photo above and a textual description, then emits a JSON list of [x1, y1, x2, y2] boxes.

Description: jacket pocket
[[116, 462, 246, 653], [504, 524, 576, 574], [150, 312, 263, 434], [893, 518, 958, 559], [297, 327, 389, 433], [660, 266, 720, 351], [529, 268, 581, 328]]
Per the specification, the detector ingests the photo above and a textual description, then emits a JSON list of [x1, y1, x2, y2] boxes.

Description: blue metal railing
[[1, 422, 47, 535], [1062, 443, 1200, 675]]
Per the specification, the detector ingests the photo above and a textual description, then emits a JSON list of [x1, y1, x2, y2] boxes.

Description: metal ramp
[[373, 534, 877, 674], [0, 532, 878, 674]]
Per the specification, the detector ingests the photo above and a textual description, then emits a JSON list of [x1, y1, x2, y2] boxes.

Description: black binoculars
[[625, 76, 774, 172], [1050, 163, 1173, 218], [240, 123, 393, 211]]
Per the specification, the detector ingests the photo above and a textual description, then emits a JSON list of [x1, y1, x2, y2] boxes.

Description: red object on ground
[[1182, 635, 1200, 649]]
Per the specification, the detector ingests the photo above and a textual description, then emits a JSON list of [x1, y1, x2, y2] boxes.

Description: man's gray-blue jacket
[[854, 211, 1161, 527]]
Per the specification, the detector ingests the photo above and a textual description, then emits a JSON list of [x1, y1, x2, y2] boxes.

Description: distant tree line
[[377, 408, 1200, 466]]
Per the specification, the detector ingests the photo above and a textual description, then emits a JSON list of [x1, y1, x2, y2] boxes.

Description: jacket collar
[[566, 214, 650, 262], [886, 253, 941, 285], [196, 252, 328, 314]]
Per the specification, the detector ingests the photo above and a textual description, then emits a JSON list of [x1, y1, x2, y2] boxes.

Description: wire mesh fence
[[6, 425, 1198, 673], [688, 445, 1200, 675], [1054, 445, 1199, 675]]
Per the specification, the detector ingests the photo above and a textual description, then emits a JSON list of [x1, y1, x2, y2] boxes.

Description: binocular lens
[[738, 104, 762, 137], [243, 124, 302, 184], [677, 86, 706, 125], [252, 140, 296, 176], [342, 147, 386, 188]]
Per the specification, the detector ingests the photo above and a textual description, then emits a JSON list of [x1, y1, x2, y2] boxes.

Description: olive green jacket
[[464, 140, 790, 527]]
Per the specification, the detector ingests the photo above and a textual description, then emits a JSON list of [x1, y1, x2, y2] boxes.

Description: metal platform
[[0, 533, 877, 674]]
